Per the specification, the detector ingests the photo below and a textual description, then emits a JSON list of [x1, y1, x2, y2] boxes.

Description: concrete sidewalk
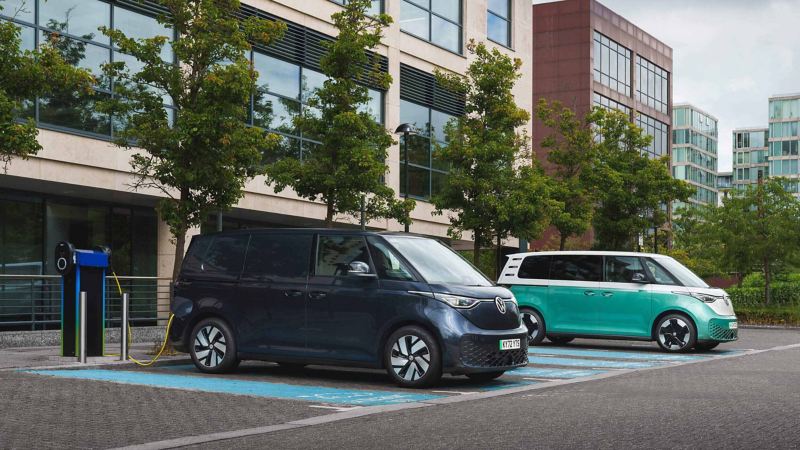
[[0, 344, 187, 370]]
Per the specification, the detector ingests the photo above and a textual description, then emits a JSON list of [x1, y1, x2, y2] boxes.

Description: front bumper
[[706, 317, 738, 342], [456, 333, 529, 372]]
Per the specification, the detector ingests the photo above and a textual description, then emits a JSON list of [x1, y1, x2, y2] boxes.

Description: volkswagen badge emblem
[[495, 297, 506, 314]]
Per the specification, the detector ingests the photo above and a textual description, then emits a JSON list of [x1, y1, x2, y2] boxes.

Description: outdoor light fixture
[[395, 123, 417, 233]]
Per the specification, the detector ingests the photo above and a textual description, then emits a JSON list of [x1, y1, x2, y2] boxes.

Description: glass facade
[[398, 99, 455, 200], [769, 121, 799, 138], [487, 0, 510, 47], [769, 140, 800, 157], [0, 0, 175, 138], [635, 55, 668, 114], [592, 31, 631, 96], [400, 0, 463, 54], [636, 113, 669, 158], [769, 159, 800, 176], [768, 97, 800, 195], [672, 105, 718, 207], [592, 92, 631, 115], [769, 98, 800, 120]]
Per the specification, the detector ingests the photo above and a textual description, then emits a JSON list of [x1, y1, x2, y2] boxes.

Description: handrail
[[0, 274, 172, 280]]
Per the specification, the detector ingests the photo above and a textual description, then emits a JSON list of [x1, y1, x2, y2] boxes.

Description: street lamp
[[395, 123, 416, 232]]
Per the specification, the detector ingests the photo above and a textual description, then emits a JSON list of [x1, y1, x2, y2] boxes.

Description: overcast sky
[[532, 0, 800, 171]]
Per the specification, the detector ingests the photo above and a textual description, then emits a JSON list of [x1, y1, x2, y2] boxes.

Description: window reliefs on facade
[[487, 0, 511, 48], [400, 0, 463, 54]]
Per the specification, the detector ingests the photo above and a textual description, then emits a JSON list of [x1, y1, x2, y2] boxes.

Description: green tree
[[0, 2, 94, 171], [588, 108, 693, 250], [535, 99, 595, 250], [99, 0, 286, 279], [434, 40, 551, 267], [265, 0, 413, 228]]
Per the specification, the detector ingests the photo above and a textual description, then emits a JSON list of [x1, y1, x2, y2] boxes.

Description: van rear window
[[518, 255, 550, 279], [549, 255, 602, 282], [181, 234, 249, 280]]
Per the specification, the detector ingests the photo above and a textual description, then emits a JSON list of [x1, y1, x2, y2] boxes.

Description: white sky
[[532, 0, 800, 171]]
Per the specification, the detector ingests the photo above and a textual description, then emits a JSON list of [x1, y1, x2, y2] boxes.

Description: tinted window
[[242, 234, 312, 281], [518, 256, 550, 279], [644, 258, 680, 286], [316, 236, 372, 277], [550, 255, 602, 282], [201, 235, 249, 279], [180, 236, 213, 278], [604, 256, 647, 283], [367, 237, 415, 281]]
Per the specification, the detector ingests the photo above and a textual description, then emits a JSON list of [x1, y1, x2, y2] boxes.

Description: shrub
[[728, 284, 800, 308]]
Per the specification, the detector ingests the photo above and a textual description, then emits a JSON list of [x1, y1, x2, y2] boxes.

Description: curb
[[0, 327, 166, 349]]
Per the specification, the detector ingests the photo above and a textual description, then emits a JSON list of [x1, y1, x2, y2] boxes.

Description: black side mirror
[[632, 272, 649, 284]]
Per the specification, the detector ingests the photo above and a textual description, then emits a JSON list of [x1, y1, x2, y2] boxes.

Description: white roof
[[507, 250, 668, 259]]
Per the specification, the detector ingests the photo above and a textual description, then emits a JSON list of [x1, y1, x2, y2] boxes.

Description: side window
[[644, 258, 679, 285], [550, 255, 602, 282], [180, 235, 213, 278], [189, 234, 249, 280], [518, 255, 550, 279], [604, 256, 647, 283], [367, 237, 415, 281], [242, 234, 312, 281], [315, 235, 372, 277]]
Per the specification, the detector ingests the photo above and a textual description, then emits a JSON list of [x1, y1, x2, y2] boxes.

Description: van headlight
[[675, 291, 720, 303], [434, 293, 482, 309]]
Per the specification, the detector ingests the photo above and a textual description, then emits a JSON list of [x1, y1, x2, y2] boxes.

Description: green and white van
[[498, 251, 738, 352]]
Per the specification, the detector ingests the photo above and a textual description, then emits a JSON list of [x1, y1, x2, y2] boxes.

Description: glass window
[[636, 113, 669, 159], [40, 32, 110, 87], [0, 0, 35, 23], [367, 237, 415, 281], [256, 54, 300, 100], [0, 197, 44, 275], [651, 256, 708, 288], [40, 0, 110, 44], [383, 235, 491, 286], [593, 92, 630, 115], [38, 91, 112, 135], [643, 258, 679, 286], [315, 235, 372, 277], [487, 0, 510, 47], [199, 235, 249, 280], [604, 256, 646, 283], [635, 55, 668, 114], [242, 234, 312, 281], [593, 31, 630, 97], [488, 0, 509, 18], [518, 255, 550, 279], [549, 255, 602, 282], [401, 0, 462, 54], [399, 99, 451, 200], [114, 6, 173, 62], [330, 0, 383, 16]]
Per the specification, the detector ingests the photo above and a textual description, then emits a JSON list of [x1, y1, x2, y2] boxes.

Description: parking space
[[21, 342, 744, 409]]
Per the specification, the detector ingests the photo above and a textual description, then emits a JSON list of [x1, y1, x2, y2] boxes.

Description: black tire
[[465, 371, 505, 383], [190, 317, 240, 373], [654, 313, 697, 353], [520, 308, 546, 346], [694, 342, 720, 351], [384, 326, 442, 388], [547, 336, 575, 345]]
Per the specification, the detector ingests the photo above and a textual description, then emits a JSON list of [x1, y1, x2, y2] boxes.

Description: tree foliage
[[434, 40, 553, 267], [588, 108, 693, 250], [98, 0, 286, 279], [0, 3, 94, 171], [264, 0, 413, 227], [535, 99, 595, 250]]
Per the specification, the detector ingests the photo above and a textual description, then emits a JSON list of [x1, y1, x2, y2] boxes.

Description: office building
[[716, 171, 732, 203], [732, 127, 768, 192], [671, 104, 718, 210], [767, 93, 800, 195]]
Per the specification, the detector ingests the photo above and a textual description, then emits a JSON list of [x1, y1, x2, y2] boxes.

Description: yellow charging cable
[[109, 271, 175, 366]]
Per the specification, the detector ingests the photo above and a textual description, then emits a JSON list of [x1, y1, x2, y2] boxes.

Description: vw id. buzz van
[[170, 230, 528, 387], [498, 251, 738, 352]]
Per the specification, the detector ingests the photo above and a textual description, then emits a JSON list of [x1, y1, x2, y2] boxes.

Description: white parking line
[[308, 405, 362, 412], [430, 390, 479, 395]]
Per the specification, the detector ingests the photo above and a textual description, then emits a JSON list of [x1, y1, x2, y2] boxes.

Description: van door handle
[[601, 292, 614, 297], [283, 290, 304, 298], [584, 290, 596, 296], [309, 291, 327, 300]]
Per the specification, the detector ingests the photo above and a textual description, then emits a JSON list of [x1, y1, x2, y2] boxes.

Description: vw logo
[[495, 297, 506, 314]]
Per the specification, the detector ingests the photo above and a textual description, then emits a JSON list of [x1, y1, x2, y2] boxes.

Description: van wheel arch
[[651, 310, 697, 341], [378, 321, 443, 369]]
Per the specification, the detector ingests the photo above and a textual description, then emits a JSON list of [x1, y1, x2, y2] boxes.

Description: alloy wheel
[[521, 312, 540, 343], [658, 318, 690, 351], [194, 325, 227, 368], [390, 335, 431, 382]]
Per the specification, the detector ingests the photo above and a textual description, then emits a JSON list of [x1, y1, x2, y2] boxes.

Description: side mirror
[[632, 272, 649, 284], [348, 261, 376, 278]]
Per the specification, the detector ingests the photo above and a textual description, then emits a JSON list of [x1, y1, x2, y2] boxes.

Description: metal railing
[[0, 274, 172, 331]]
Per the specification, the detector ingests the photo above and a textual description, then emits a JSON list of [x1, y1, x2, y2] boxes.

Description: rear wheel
[[547, 336, 575, 345], [384, 326, 442, 388], [694, 342, 719, 351], [655, 314, 697, 353], [520, 308, 545, 346], [190, 318, 240, 373], [466, 371, 505, 383]]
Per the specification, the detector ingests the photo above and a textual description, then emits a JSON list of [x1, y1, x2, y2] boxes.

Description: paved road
[[1, 328, 798, 449]]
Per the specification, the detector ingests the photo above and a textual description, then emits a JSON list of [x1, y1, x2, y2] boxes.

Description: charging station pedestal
[[55, 242, 111, 357]]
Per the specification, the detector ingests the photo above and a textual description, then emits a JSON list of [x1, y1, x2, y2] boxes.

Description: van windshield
[[654, 256, 709, 288], [383, 236, 492, 286]]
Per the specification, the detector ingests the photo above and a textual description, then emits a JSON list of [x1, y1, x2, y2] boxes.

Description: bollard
[[121, 292, 129, 361], [79, 291, 87, 363]]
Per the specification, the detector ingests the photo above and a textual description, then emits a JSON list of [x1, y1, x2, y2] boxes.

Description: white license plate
[[499, 338, 521, 351], [729, 321, 738, 330]]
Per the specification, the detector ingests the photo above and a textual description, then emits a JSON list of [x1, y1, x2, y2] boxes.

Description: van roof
[[193, 228, 438, 238], [507, 250, 669, 259]]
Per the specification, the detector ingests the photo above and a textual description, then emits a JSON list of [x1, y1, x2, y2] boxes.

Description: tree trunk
[[171, 229, 186, 282], [325, 201, 334, 228], [495, 234, 503, 280], [473, 235, 481, 267], [764, 258, 771, 305], [559, 233, 567, 251]]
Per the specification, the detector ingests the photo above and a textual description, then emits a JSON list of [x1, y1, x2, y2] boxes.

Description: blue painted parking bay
[[526, 355, 661, 369], [529, 347, 708, 362], [26, 369, 443, 406]]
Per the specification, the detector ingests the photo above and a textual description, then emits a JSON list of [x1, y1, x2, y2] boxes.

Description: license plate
[[499, 338, 521, 351], [729, 321, 738, 330]]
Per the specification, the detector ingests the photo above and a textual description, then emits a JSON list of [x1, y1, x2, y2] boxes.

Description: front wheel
[[190, 318, 240, 373], [384, 326, 442, 388], [466, 371, 505, 383], [655, 314, 697, 353], [520, 308, 546, 346]]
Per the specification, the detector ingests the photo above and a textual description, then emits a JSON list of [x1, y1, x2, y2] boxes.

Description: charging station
[[55, 242, 111, 357]]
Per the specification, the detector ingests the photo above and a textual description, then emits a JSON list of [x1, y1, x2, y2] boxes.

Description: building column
[[156, 219, 200, 322]]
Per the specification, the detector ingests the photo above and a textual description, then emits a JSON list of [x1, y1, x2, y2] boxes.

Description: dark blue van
[[170, 229, 528, 387]]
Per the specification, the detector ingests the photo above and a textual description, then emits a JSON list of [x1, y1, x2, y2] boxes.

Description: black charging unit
[[55, 242, 111, 357]]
